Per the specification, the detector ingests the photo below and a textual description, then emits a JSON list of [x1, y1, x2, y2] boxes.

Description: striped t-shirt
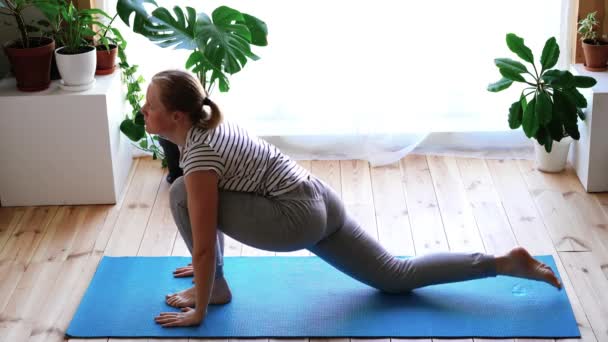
[[178, 121, 309, 196]]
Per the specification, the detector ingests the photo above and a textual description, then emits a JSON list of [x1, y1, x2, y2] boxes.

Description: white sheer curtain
[[101, 0, 573, 164]]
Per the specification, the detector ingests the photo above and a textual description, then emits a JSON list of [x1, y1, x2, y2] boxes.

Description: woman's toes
[[544, 270, 561, 289]]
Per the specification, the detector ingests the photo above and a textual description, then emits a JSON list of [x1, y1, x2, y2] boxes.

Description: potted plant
[[1, 0, 56, 91], [53, 0, 109, 91], [488, 33, 597, 173], [95, 12, 124, 75], [578, 11, 608, 71], [34, 0, 66, 80], [116, 0, 267, 175]]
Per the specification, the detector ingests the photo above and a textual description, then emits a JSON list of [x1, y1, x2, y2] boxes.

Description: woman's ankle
[[494, 255, 512, 275]]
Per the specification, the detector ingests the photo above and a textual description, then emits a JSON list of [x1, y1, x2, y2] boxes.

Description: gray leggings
[[169, 175, 497, 293]]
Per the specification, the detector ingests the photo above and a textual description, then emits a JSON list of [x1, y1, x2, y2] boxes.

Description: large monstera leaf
[[117, 0, 196, 49], [117, 0, 157, 33], [195, 6, 257, 75], [117, 0, 267, 74], [145, 6, 197, 49]]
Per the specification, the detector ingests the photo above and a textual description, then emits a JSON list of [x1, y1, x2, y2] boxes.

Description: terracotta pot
[[95, 44, 118, 75], [4, 37, 55, 92], [582, 39, 608, 71]]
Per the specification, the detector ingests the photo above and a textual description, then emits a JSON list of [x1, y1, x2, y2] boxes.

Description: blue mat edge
[[66, 254, 581, 339]]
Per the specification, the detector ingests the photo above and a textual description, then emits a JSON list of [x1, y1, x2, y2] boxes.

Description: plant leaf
[[508, 101, 523, 129], [499, 68, 526, 82], [535, 91, 553, 125], [143, 6, 197, 49], [544, 131, 553, 153], [185, 50, 202, 69], [577, 108, 586, 120], [535, 126, 546, 146], [573, 75, 597, 88], [522, 97, 539, 138], [563, 88, 587, 108], [495, 58, 528, 74], [541, 70, 574, 88], [520, 93, 528, 113], [116, 0, 158, 31], [80, 8, 112, 19], [564, 121, 580, 140], [548, 110, 564, 141], [554, 90, 580, 141], [506, 33, 534, 63], [134, 111, 145, 125], [540, 37, 559, 71], [554, 89, 576, 118], [242, 13, 268, 46], [487, 78, 513, 92], [34, 1, 60, 22], [195, 6, 254, 75], [211, 68, 230, 92], [120, 119, 146, 141]]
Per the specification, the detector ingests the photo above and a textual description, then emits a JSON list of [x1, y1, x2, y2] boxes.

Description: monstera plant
[[115, 0, 267, 166], [488, 34, 597, 153]]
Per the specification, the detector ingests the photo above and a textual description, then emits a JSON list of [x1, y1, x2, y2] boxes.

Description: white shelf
[[0, 72, 134, 206], [569, 64, 608, 192]]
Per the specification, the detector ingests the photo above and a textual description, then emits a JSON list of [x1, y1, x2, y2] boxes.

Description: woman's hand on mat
[[155, 307, 204, 327], [173, 263, 194, 277]]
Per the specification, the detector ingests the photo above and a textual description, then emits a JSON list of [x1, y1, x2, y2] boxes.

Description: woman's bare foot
[[165, 277, 232, 308], [166, 286, 195, 308], [496, 247, 562, 289]]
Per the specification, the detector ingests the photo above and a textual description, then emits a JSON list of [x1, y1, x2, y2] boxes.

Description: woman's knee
[[169, 176, 187, 208]]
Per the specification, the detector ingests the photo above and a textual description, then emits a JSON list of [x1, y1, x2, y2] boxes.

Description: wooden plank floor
[[1, 155, 607, 342]]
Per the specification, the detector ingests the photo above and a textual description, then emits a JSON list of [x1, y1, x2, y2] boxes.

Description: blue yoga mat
[[66, 255, 579, 338]]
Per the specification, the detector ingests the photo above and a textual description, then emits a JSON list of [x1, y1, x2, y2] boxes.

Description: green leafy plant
[[117, 55, 167, 164], [54, 0, 110, 54], [114, 0, 268, 164], [96, 12, 123, 50], [116, 0, 267, 93], [488, 33, 597, 153], [578, 11, 602, 44], [0, 0, 55, 48]]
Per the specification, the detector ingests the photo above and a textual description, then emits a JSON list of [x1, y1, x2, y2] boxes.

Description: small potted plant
[[1, 0, 56, 91], [54, 1, 110, 91], [95, 13, 124, 75], [578, 11, 608, 71], [488, 33, 597, 172]]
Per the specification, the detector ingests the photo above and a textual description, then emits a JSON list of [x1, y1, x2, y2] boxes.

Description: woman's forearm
[[192, 249, 216, 319]]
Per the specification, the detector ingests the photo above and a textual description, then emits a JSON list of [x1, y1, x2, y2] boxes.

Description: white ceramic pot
[[55, 46, 96, 90], [534, 136, 573, 173]]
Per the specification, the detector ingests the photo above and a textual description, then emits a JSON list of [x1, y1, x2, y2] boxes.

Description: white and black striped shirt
[[178, 121, 309, 196]]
